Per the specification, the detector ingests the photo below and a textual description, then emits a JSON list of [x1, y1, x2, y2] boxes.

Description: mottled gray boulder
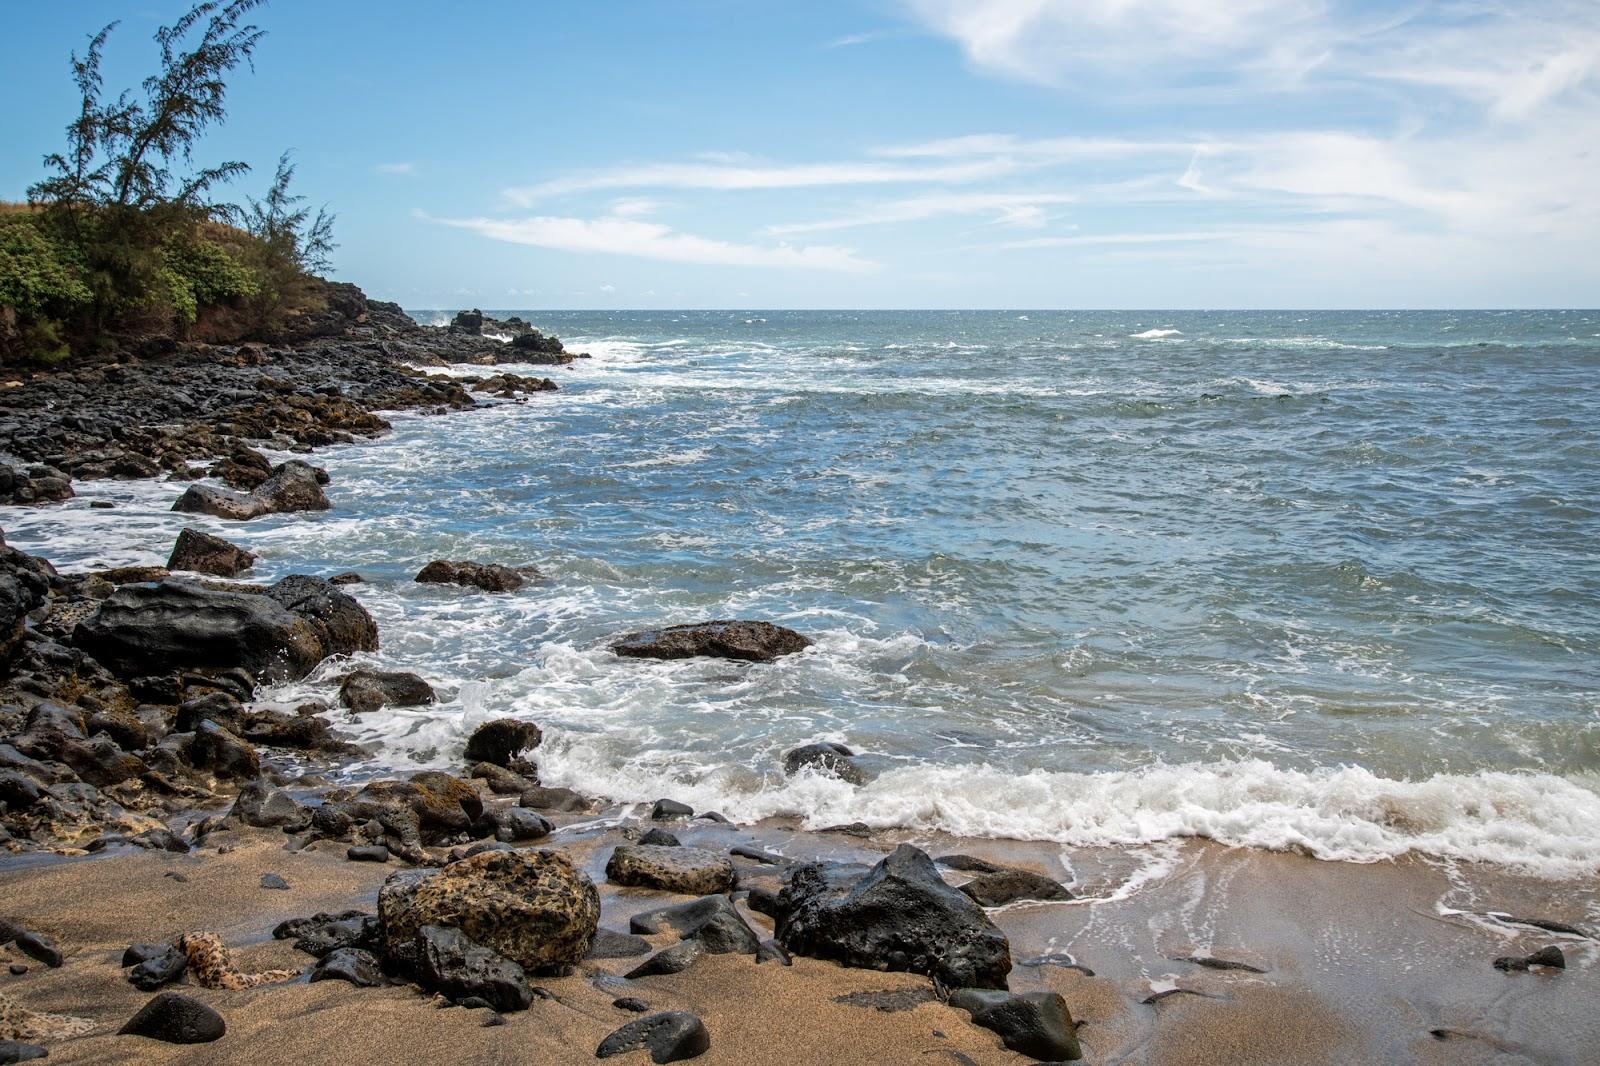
[[613, 620, 812, 663], [494, 807, 553, 843], [948, 988, 1080, 1061], [379, 849, 599, 972], [167, 527, 255, 577], [338, 669, 435, 714], [775, 844, 1011, 989], [171, 483, 267, 520], [251, 460, 330, 513], [608, 844, 736, 896]]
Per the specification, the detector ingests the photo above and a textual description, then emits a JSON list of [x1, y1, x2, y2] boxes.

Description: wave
[[530, 747, 1600, 879], [1130, 328, 1183, 339]]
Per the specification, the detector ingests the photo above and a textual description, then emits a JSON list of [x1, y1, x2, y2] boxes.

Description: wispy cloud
[[374, 161, 416, 175], [766, 191, 1077, 235], [429, 212, 876, 272], [503, 158, 1018, 205], [828, 32, 880, 48]]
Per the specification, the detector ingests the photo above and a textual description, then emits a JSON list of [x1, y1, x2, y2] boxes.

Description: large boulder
[[613, 621, 812, 663], [251, 460, 330, 513], [170, 483, 267, 521], [338, 670, 435, 714], [167, 528, 256, 577], [415, 559, 532, 593], [73, 576, 375, 682], [378, 850, 600, 973], [774, 844, 1011, 989], [411, 925, 531, 1011], [607, 845, 736, 896]]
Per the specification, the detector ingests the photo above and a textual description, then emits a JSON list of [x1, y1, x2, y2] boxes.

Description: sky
[[2, 1, 1597, 309]]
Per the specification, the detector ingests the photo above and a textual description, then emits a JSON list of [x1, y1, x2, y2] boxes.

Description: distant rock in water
[[415, 559, 534, 593], [464, 718, 542, 766], [783, 742, 867, 785], [613, 620, 813, 663], [167, 527, 255, 577], [171, 459, 330, 520], [338, 669, 436, 714], [0, 463, 73, 506], [450, 309, 485, 335]]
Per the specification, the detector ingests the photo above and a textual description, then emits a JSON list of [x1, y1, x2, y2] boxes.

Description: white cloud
[[828, 32, 878, 48], [610, 198, 663, 217], [375, 161, 416, 175], [504, 158, 1018, 204], [765, 191, 1077, 235], [430, 213, 876, 272]]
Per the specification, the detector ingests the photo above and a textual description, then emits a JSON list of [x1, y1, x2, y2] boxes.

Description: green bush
[[0, 214, 92, 320], [164, 235, 261, 320]]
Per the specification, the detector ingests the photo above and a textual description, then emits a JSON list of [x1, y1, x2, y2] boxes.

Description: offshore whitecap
[[8, 309, 1599, 877]]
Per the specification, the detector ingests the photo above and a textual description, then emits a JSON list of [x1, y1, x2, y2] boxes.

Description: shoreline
[[2, 298, 1596, 1062]]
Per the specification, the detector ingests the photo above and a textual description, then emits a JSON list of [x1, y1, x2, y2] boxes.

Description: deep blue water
[[11, 309, 1600, 871]]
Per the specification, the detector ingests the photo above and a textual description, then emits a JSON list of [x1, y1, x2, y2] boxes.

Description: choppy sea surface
[[10, 310, 1600, 877]]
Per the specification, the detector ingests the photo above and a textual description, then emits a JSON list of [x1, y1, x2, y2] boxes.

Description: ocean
[[10, 309, 1600, 877]]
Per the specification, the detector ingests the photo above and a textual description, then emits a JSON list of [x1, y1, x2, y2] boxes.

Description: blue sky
[[3, 1, 1597, 308]]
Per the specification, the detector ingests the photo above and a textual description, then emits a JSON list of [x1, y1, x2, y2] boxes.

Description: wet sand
[[3, 807, 1595, 1064]]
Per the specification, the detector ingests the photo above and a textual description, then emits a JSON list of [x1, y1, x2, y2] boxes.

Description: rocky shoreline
[[1, 298, 1596, 1064]]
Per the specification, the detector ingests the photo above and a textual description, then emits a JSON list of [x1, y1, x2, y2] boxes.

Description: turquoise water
[[12, 310, 1600, 872]]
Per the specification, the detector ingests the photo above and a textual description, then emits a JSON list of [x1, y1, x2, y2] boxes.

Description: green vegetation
[[1, 1, 338, 366]]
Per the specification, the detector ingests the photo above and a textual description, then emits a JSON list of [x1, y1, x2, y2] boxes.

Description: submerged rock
[[415, 560, 532, 593], [338, 670, 436, 714], [464, 718, 542, 766], [775, 844, 1011, 989], [379, 850, 599, 972], [958, 869, 1073, 907], [613, 620, 812, 663], [782, 742, 867, 785]]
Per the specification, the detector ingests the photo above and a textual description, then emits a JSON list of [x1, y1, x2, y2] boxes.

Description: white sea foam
[[1130, 328, 1183, 339], [530, 748, 1600, 879]]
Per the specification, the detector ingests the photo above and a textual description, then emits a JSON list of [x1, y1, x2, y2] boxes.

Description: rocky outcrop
[[774, 844, 1011, 989], [171, 460, 329, 520], [613, 621, 812, 663], [449, 309, 485, 335], [782, 742, 867, 785], [607, 845, 736, 896], [72, 575, 375, 682], [463, 718, 542, 766], [167, 528, 255, 577], [414, 559, 534, 593], [378, 850, 599, 973], [1, 541, 56, 672], [0, 464, 73, 506], [338, 670, 435, 714]]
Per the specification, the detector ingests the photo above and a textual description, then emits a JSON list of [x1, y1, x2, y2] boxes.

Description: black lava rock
[[947, 988, 1081, 1061], [119, 992, 226, 1044], [595, 1011, 710, 1063]]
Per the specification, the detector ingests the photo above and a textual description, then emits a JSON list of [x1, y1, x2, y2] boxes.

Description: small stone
[[261, 873, 290, 890], [119, 992, 226, 1043], [6, 965, 25, 976], [614, 997, 650, 1012], [596, 1011, 710, 1063], [638, 828, 680, 847], [625, 940, 705, 978], [129, 944, 188, 990], [311, 947, 385, 987], [0, 1042, 48, 1063], [651, 799, 693, 820], [494, 807, 553, 843], [482, 1014, 506, 1027], [347, 845, 391, 863]]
